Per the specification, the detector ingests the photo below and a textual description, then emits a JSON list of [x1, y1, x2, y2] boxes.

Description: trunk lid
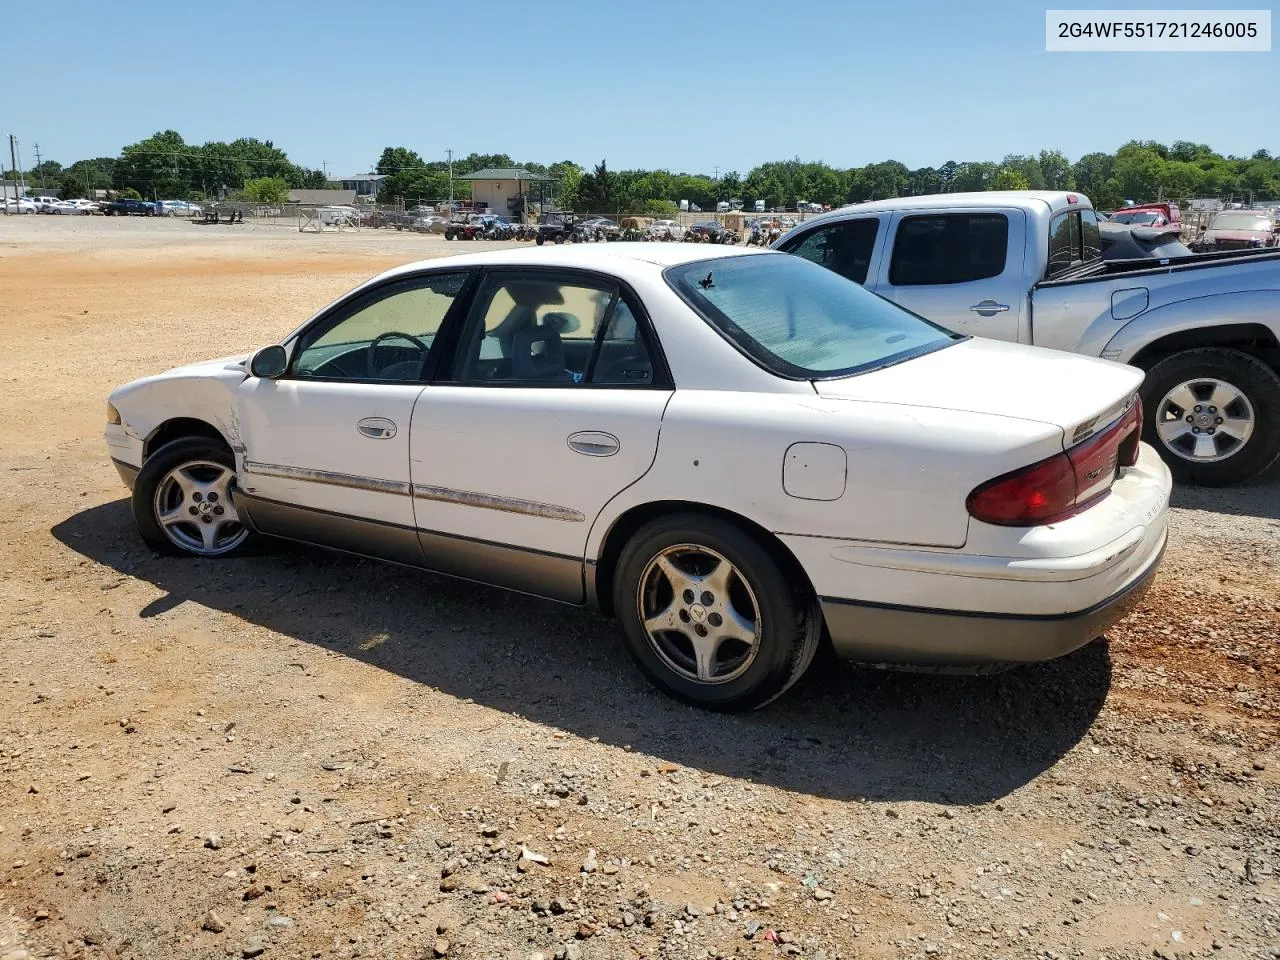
[[813, 338, 1142, 442]]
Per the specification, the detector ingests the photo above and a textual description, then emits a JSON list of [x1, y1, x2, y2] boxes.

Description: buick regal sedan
[[105, 245, 1171, 710]]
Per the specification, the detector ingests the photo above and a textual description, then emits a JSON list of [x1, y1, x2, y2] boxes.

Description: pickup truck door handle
[[567, 431, 620, 457], [357, 417, 397, 439], [969, 300, 1011, 316]]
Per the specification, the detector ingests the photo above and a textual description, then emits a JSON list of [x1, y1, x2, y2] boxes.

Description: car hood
[[813, 337, 1143, 438]]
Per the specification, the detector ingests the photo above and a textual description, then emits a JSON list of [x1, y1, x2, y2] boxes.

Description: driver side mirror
[[250, 344, 288, 379]]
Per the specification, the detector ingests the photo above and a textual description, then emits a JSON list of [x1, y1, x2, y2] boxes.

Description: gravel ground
[[0, 216, 1276, 960]]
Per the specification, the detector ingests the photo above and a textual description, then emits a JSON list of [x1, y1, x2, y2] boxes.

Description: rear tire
[[1141, 347, 1280, 486], [613, 514, 820, 711]]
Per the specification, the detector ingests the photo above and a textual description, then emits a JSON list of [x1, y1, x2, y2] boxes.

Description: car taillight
[[967, 396, 1142, 527]]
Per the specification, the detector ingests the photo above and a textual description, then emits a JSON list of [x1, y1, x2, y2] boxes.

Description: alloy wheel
[[152, 460, 250, 556], [1154, 378, 1255, 463], [637, 544, 762, 684]]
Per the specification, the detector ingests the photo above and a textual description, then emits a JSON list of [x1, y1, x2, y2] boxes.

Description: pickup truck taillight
[[967, 397, 1142, 527]]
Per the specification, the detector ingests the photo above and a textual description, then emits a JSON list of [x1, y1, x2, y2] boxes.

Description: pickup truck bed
[[775, 191, 1280, 486]]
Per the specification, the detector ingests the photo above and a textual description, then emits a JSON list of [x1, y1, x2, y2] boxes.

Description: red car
[[1110, 202, 1181, 229]]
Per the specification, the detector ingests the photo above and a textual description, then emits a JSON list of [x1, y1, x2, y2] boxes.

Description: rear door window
[[887, 214, 1008, 286]]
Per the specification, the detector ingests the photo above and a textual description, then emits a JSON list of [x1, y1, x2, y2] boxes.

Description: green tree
[[240, 176, 291, 203], [1037, 150, 1075, 190], [990, 167, 1032, 191], [577, 160, 618, 212], [1001, 154, 1045, 190], [376, 147, 424, 175], [1072, 152, 1115, 204]]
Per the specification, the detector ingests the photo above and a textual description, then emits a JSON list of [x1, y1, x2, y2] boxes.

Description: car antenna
[[698, 272, 714, 289]]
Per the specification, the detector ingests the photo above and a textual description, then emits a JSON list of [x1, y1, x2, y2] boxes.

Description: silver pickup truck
[[775, 191, 1280, 486]]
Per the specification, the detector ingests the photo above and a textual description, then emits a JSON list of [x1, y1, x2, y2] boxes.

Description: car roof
[[374, 242, 763, 283]]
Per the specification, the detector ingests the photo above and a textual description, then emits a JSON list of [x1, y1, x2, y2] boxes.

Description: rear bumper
[[821, 529, 1165, 668]]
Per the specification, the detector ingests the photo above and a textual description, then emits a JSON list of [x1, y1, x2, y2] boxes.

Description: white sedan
[[105, 244, 1171, 710]]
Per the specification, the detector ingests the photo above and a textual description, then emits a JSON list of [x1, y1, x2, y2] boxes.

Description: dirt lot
[[1, 216, 1277, 960]]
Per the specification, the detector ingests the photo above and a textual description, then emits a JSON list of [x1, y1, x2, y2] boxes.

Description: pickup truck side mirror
[[250, 345, 288, 379]]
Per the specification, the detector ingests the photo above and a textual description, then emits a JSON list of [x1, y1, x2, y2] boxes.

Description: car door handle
[[567, 431, 620, 457], [357, 417, 397, 439], [969, 300, 1010, 316]]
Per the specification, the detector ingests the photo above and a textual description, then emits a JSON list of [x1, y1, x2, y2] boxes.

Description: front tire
[[613, 514, 820, 711], [1141, 347, 1280, 486], [132, 437, 256, 557]]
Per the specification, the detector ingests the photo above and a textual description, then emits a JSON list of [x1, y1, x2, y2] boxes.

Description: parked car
[[104, 244, 1170, 711], [1099, 222, 1192, 260], [774, 190, 1280, 485], [29, 195, 61, 213], [646, 219, 684, 241], [3, 197, 37, 214], [412, 215, 450, 235], [63, 198, 101, 214], [102, 198, 157, 216], [157, 200, 204, 217], [1191, 210, 1279, 252], [579, 217, 621, 241]]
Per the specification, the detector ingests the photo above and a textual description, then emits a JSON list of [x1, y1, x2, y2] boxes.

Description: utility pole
[[9, 135, 22, 199], [34, 143, 44, 189], [447, 149, 454, 206]]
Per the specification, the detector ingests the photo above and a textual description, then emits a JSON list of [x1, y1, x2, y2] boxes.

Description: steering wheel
[[367, 331, 431, 379]]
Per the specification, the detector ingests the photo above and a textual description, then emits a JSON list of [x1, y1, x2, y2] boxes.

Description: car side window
[[888, 213, 1009, 286], [292, 273, 468, 382], [452, 275, 617, 385], [589, 300, 655, 386], [783, 218, 880, 284]]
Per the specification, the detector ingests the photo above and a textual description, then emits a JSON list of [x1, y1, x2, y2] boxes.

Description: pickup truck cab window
[[888, 214, 1008, 286], [777, 218, 880, 285], [1048, 209, 1102, 278]]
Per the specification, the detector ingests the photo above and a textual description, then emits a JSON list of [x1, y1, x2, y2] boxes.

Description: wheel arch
[[588, 499, 818, 619], [144, 417, 232, 462], [1126, 321, 1280, 372]]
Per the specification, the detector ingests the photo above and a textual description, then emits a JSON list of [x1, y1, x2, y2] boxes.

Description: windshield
[[666, 253, 960, 380], [1210, 213, 1272, 231]]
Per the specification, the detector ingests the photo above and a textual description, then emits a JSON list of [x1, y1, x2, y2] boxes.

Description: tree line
[[13, 131, 1280, 211], [375, 142, 1280, 212]]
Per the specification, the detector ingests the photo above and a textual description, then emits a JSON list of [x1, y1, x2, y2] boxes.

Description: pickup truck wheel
[[132, 438, 256, 558], [1142, 347, 1280, 486], [614, 514, 821, 712]]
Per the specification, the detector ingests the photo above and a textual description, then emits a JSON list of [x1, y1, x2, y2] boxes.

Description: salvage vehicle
[[106, 244, 1169, 711], [775, 191, 1280, 486], [580, 217, 622, 241], [535, 212, 588, 245], [443, 217, 485, 241], [1110, 202, 1181, 229], [1191, 210, 1279, 252], [685, 221, 730, 243], [646, 219, 684, 241], [1099, 222, 1192, 261]]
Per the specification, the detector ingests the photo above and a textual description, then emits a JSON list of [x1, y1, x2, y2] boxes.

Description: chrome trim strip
[[411, 483, 585, 523], [243, 460, 412, 496], [243, 460, 584, 522]]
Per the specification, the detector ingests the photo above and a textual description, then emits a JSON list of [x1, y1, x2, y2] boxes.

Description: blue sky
[[2, 0, 1275, 175]]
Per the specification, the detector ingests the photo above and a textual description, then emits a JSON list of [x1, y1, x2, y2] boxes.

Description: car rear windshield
[[665, 254, 961, 380]]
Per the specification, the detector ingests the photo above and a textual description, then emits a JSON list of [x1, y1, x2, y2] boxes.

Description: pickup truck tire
[[1141, 347, 1280, 486]]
